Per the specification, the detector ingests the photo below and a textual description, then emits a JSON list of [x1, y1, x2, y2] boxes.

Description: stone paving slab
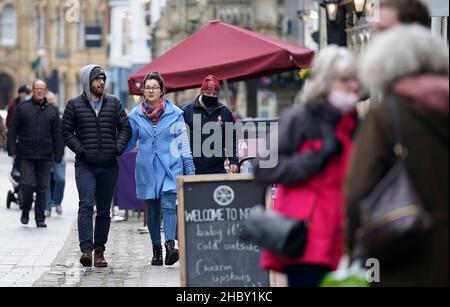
[[1, 152, 180, 287], [34, 217, 180, 287], [0, 152, 79, 287]]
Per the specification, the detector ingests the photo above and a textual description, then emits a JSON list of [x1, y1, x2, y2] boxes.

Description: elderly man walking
[[7, 79, 64, 228]]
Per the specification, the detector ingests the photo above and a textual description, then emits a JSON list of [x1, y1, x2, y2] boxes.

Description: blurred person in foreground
[[346, 25, 449, 287], [44, 92, 66, 217], [252, 46, 361, 287], [373, 0, 430, 37]]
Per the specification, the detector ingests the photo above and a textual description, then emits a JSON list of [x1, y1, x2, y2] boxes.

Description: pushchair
[[6, 165, 23, 209]]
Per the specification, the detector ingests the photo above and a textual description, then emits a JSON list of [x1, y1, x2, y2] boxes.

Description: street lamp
[[354, 0, 366, 19], [321, 0, 340, 22]]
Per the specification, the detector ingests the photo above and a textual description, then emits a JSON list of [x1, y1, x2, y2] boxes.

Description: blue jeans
[[75, 161, 119, 252], [146, 193, 177, 246], [45, 159, 66, 211]]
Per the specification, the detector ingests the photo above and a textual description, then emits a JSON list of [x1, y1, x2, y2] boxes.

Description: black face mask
[[202, 95, 219, 108]]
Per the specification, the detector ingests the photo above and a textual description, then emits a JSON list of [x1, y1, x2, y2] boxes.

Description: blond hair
[[301, 45, 358, 103], [360, 25, 449, 95]]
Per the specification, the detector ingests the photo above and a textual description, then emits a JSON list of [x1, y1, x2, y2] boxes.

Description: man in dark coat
[[182, 75, 239, 174], [6, 85, 31, 129], [7, 80, 64, 228], [62, 64, 131, 268]]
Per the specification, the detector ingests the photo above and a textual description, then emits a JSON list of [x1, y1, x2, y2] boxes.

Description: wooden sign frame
[[177, 173, 275, 287]]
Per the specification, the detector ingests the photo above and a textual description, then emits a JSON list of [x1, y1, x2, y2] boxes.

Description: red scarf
[[142, 99, 166, 124]]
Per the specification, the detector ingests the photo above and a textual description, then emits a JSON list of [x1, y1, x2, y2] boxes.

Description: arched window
[[0, 5, 17, 46]]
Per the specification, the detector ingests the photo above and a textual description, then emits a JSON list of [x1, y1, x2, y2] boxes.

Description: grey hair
[[360, 25, 449, 95], [301, 45, 358, 103]]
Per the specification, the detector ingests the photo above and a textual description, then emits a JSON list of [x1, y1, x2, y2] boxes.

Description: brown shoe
[[94, 249, 108, 267], [80, 249, 93, 267]]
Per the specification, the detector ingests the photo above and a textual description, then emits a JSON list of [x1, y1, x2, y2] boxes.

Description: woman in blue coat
[[126, 72, 196, 266]]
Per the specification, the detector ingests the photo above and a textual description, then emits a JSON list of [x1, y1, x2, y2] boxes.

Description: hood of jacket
[[80, 64, 106, 105], [392, 74, 449, 114]]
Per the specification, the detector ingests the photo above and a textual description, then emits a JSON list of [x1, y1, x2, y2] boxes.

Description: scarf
[[142, 98, 166, 124]]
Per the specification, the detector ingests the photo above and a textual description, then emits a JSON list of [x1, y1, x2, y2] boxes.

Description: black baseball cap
[[18, 85, 31, 94]]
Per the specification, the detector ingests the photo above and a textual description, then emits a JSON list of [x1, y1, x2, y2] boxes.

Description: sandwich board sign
[[177, 174, 271, 287]]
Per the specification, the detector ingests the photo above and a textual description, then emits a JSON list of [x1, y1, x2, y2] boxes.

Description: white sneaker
[[44, 210, 51, 217], [55, 205, 62, 215]]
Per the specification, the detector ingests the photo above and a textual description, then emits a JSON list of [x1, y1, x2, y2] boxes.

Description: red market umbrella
[[128, 21, 314, 95]]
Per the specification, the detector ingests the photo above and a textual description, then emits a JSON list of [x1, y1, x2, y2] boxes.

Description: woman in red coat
[[253, 46, 360, 287]]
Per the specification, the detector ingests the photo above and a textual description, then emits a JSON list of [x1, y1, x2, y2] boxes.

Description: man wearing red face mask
[[182, 75, 239, 174]]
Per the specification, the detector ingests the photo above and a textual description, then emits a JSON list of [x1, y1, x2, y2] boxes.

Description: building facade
[[328, 0, 449, 55], [152, 0, 306, 118], [108, 0, 153, 108], [0, 0, 109, 110]]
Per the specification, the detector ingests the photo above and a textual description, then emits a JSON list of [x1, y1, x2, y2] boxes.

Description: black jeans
[[75, 160, 119, 252], [20, 159, 53, 223]]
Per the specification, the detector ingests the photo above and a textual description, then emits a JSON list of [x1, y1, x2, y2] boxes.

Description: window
[[77, 13, 85, 48], [36, 8, 46, 47], [0, 5, 17, 46], [57, 8, 66, 48], [144, 0, 152, 27], [121, 12, 131, 55]]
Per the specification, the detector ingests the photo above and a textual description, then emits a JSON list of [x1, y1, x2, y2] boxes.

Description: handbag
[[353, 99, 433, 263], [238, 205, 308, 258]]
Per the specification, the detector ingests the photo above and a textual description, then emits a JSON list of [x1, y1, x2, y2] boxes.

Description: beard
[[91, 85, 104, 97]]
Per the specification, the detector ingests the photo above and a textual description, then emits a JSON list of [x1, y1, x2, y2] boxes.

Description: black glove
[[316, 136, 342, 168], [321, 136, 342, 156]]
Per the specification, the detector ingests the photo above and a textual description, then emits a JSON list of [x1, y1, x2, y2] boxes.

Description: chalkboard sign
[[177, 174, 271, 287]]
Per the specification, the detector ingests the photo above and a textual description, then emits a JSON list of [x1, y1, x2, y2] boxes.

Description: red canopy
[[128, 21, 314, 95]]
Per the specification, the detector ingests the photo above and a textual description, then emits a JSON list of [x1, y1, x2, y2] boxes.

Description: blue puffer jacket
[[126, 99, 195, 200]]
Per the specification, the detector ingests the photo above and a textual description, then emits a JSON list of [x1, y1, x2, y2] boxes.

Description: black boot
[[151, 245, 163, 266], [164, 240, 179, 266], [20, 211, 29, 225]]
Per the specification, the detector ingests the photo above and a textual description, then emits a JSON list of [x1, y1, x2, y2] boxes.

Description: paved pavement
[[34, 217, 180, 287], [0, 151, 180, 287]]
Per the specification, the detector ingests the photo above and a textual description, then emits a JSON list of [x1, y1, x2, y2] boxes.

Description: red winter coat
[[253, 103, 357, 273]]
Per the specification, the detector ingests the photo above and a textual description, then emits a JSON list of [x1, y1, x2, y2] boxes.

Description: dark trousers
[[284, 264, 331, 288], [75, 161, 119, 252], [20, 159, 53, 223]]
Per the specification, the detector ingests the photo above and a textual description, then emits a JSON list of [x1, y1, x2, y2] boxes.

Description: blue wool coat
[[125, 99, 195, 200]]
